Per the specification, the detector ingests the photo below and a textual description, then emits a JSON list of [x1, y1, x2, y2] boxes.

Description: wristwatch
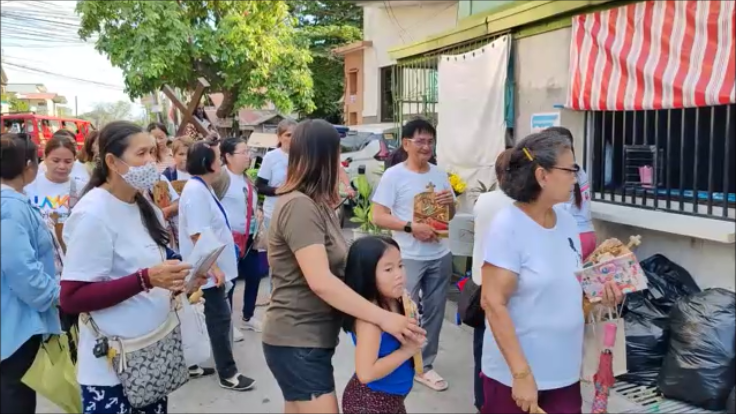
[[403, 221, 413, 233]]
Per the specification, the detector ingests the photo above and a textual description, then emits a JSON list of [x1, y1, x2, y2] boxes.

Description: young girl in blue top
[[342, 236, 426, 414]]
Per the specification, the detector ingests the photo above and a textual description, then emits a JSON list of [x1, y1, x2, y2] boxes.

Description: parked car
[[340, 123, 399, 188]]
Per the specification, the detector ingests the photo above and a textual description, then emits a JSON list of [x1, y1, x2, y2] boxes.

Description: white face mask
[[118, 161, 159, 192]]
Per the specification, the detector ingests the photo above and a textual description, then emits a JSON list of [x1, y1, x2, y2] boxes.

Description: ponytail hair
[[544, 126, 582, 209], [85, 121, 170, 248]]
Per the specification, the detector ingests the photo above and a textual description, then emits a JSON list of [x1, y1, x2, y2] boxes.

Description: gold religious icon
[[412, 182, 450, 238], [171, 180, 187, 195], [152, 181, 172, 209]]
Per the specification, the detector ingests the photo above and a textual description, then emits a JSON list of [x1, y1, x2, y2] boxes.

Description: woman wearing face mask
[[219, 137, 264, 333], [26, 135, 88, 226], [148, 122, 174, 174], [178, 140, 256, 391], [1, 133, 61, 414], [59, 121, 204, 414], [479, 131, 622, 414]]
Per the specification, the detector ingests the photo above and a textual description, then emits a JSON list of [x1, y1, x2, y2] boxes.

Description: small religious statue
[[412, 182, 450, 237]]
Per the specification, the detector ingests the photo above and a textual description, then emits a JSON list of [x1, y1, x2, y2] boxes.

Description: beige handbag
[[581, 304, 628, 382]]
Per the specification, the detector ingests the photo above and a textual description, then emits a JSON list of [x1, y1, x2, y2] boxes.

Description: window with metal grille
[[586, 104, 735, 221]]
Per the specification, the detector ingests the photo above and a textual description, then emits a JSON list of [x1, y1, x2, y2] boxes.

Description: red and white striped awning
[[567, 0, 735, 111]]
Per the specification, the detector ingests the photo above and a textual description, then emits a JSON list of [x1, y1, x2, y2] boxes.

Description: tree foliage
[[1, 92, 30, 112], [289, 1, 362, 124], [76, 1, 314, 119], [79, 100, 133, 129]]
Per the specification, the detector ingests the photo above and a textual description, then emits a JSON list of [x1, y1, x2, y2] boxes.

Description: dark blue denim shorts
[[262, 343, 336, 402]]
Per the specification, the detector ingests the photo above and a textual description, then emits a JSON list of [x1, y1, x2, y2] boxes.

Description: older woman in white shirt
[[479, 131, 622, 414], [218, 137, 263, 333]]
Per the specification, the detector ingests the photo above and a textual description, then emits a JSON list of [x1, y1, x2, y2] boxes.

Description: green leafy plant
[[474, 180, 498, 194], [349, 173, 381, 234], [76, 1, 315, 118]]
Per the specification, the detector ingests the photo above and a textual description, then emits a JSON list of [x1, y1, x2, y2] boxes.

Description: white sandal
[[414, 369, 449, 391]]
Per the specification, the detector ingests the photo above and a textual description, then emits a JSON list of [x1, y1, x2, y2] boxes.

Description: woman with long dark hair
[[59, 121, 201, 413], [262, 119, 425, 414]]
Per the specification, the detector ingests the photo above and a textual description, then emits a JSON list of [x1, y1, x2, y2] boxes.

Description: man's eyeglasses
[[405, 138, 435, 148]]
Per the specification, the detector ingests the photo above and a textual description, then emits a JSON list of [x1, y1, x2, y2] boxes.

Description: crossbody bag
[[79, 248, 188, 408]]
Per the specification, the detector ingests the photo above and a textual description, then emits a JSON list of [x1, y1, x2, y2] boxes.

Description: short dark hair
[[341, 236, 401, 334], [402, 117, 436, 140], [186, 140, 218, 175], [220, 137, 246, 165], [44, 134, 77, 158], [146, 122, 168, 135], [1, 133, 38, 180], [501, 131, 573, 203]]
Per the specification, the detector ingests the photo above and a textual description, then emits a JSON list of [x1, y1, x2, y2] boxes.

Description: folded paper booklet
[[576, 236, 647, 301], [402, 292, 423, 375], [413, 183, 450, 238], [184, 228, 226, 291]]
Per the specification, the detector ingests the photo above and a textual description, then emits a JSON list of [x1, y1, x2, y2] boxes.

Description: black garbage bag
[[618, 311, 670, 386], [658, 288, 736, 410], [637, 254, 701, 313], [727, 388, 735, 414], [618, 254, 701, 386]]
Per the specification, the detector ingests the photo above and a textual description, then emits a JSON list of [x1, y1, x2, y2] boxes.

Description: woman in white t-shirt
[[178, 140, 255, 392], [59, 121, 202, 414], [219, 137, 264, 333], [479, 131, 623, 414], [26, 135, 88, 229], [148, 122, 174, 174]]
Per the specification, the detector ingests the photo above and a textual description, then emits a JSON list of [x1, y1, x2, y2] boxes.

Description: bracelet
[[512, 367, 532, 380], [137, 269, 150, 292]]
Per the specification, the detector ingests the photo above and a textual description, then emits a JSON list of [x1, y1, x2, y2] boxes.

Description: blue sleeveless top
[[350, 331, 414, 396]]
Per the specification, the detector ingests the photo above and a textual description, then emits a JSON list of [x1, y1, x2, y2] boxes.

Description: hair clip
[[522, 147, 534, 161]]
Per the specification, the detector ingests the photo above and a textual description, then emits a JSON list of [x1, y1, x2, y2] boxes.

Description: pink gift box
[[575, 252, 648, 300]]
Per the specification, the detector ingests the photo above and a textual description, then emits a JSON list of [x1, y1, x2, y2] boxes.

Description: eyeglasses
[[551, 164, 581, 174], [405, 138, 435, 148]]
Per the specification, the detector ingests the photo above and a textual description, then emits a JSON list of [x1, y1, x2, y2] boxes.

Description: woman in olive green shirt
[[262, 119, 425, 414]]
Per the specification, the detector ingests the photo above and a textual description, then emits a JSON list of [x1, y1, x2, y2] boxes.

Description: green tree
[[76, 1, 314, 119], [79, 101, 133, 129], [1, 92, 30, 112], [290, 1, 362, 124]]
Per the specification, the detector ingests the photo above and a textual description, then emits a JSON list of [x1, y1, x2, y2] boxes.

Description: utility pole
[[75, 96, 78, 117]]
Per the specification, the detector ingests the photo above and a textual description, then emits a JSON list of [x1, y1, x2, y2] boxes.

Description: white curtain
[[436, 35, 511, 212]]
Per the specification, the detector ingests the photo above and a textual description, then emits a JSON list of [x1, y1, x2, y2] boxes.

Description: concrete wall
[[362, 2, 459, 119], [513, 27, 735, 290]]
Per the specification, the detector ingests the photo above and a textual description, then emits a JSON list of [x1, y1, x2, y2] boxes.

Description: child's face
[[174, 147, 188, 170], [375, 246, 405, 299]]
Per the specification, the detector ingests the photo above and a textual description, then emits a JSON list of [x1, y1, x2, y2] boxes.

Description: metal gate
[[389, 32, 508, 129]]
